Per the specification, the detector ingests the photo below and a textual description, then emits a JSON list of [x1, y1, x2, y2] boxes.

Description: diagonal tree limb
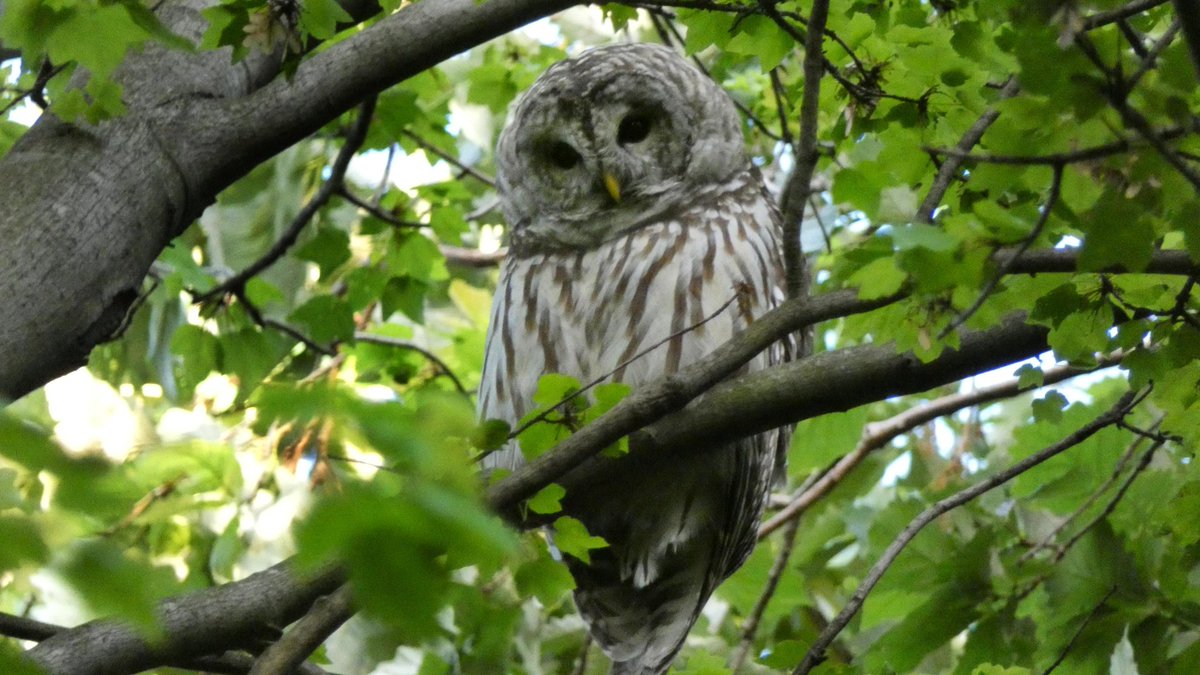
[[791, 390, 1143, 674], [249, 584, 356, 675], [758, 355, 1122, 539], [25, 561, 346, 675], [917, 77, 1020, 223]]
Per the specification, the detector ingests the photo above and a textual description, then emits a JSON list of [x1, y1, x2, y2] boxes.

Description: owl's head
[[495, 43, 747, 252]]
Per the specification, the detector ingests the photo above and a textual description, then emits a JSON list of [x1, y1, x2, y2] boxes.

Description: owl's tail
[[570, 544, 714, 675]]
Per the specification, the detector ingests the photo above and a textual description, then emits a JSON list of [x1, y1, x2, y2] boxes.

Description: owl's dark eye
[[545, 141, 582, 169], [618, 113, 653, 144]]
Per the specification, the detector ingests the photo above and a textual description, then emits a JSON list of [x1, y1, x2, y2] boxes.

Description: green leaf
[[847, 256, 907, 299], [1015, 364, 1044, 389], [382, 276, 427, 323], [59, 540, 178, 638], [514, 552, 575, 604], [0, 515, 48, 571], [289, 295, 354, 344], [1031, 390, 1068, 423], [294, 225, 351, 280], [892, 223, 959, 252], [552, 516, 607, 564], [527, 483, 566, 515], [299, 0, 351, 40], [471, 419, 510, 452]]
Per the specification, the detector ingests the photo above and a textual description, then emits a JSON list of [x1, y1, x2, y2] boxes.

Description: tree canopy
[[1, 0, 1199, 673]]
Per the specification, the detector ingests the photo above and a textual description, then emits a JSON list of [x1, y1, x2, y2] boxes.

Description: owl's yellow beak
[[602, 173, 622, 203]]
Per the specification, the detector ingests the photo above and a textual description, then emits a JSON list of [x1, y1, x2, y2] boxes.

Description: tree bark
[[0, 0, 577, 400], [25, 561, 345, 675]]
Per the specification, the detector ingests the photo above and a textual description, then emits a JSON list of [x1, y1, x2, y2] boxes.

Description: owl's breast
[[477, 173, 786, 472]]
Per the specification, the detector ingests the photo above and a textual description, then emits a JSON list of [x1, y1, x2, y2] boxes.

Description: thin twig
[[917, 78, 1019, 223], [237, 290, 337, 356], [1017, 422, 1153, 563], [195, 97, 378, 303], [440, 244, 506, 267], [647, 12, 784, 142], [778, 0, 828, 300], [940, 164, 1064, 337], [1052, 436, 1164, 563], [353, 331, 469, 396], [400, 130, 495, 188], [1042, 587, 1118, 674], [759, 356, 1120, 539], [1074, 33, 1200, 192], [791, 390, 1142, 674], [923, 121, 1197, 165], [249, 585, 356, 675], [731, 516, 800, 672], [1126, 20, 1181, 91], [570, 635, 593, 675], [337, 186, 425, 228], [1083, 0, 1170, 30]]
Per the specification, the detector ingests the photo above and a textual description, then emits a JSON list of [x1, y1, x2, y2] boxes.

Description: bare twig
[[731, 516, 800, 672], [917, 78, 1019, 223], [1042, 587, 1118, 674], [940, 164, 1064, 337], [249, 585, 355, 675], [238, 290, 337, 357], [1083, 0, 1170, 29], [1126, 20, 1181, 91], [924, 121, 1197, 165], [353, 331, 469, 396], [778, 0, 828, 300], [759, 356, 1120, 539], [440, 244, 506, 267], [995, 247, 1198, 275], [1018, 427, 1148, 563], [399, 130, 495, 188], [791, 390, 1142, 674], [1052, 436, 1164, 563], [337, 186, 426, 228], [195, 97, 378, 303], [570, 635, 593, 675]]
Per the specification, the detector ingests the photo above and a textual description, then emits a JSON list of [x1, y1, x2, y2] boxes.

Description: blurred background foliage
[[2, 0, 1199, 673]]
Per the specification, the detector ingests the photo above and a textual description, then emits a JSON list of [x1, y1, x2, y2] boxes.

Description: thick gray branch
[[0, 0, 577, 400], [25, 561, 345, 675]]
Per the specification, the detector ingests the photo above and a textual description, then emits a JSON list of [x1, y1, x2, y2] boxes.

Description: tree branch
[[917, 78, 1020, 223], [194, 96, 377, 303], [249, 585, 355, 675], [353, 331, 469, 396], [778, 0, 828, 301], [758, 355, 1121, 539], [484, 288, 904, 513], [0, 0, 580, 400], [792, 390, 1143, 674], [25, 561, 345, 675]]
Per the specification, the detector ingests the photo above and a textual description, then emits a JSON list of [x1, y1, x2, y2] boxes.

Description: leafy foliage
[[2, 0, 1200, 673]]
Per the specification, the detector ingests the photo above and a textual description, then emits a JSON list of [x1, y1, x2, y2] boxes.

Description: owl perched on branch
[[479, 43, 792, 674]]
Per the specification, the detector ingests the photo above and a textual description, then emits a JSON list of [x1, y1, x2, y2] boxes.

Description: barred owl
[[480, 43, 791, 674]]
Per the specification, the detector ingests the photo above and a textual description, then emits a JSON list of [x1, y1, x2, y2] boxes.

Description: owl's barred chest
[[477, 191, 785, 454]]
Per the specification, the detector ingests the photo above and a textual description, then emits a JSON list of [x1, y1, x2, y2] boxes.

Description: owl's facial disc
[[496, 43, 748, 252]]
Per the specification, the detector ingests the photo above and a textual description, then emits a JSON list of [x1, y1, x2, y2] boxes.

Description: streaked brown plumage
[[481, 43, 791, 674]]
